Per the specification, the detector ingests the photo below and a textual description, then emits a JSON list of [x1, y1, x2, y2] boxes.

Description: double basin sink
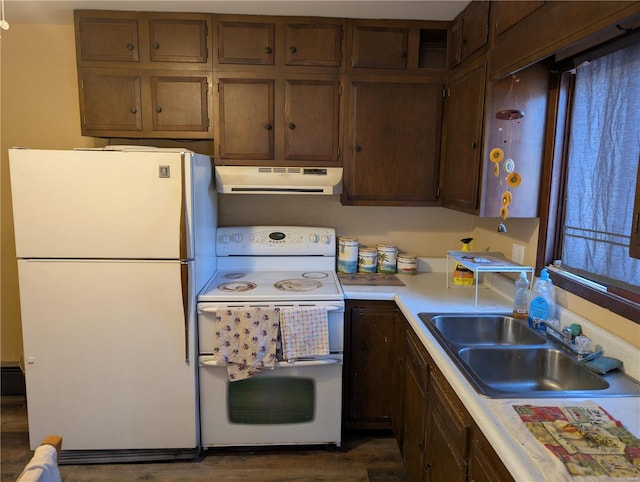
[[418, 313, 640, 398]]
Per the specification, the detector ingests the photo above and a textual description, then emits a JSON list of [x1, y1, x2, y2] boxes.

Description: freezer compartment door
[[17, 259, 197, 451], [9, 149, 188, 259]]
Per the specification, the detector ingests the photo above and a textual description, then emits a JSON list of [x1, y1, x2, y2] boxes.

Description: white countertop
[[341, 259, 640, 482]]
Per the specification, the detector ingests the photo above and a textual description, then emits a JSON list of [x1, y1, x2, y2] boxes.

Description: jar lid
[[398, 253, 417, 260], [377, 244, 397, 250], [338, 237, 358, 244], [359, 247, 377, 254]]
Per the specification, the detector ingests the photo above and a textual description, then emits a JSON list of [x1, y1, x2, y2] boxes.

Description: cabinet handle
[[152, 42, 160, 49], [264, 47, 273, 54], [155, 106, 162, 113], [354, 145, 362, 152], [129, 107, 137, 114], [289, 46, 297, 53], [126, 43, 135, 51], [471, 141, 477, 149], [264, 123, 273, 131], [288, 123, 296, 130]]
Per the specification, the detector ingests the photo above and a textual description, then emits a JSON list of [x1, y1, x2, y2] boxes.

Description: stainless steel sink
[[425, 314, 546, 345], [418, 312, 640, 398], [459, 347, 609, 394]]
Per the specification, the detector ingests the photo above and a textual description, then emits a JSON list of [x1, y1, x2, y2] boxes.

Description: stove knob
[[310, 233, 320, 243], [232, 234, 243, 243], [220, 234, 230, 244], [321, 234, 331, 244]]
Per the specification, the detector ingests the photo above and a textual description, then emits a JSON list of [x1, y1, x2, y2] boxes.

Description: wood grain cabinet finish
[[79, 70, 211, 138], [74, 10, 212, 138], [440, 63, 487, 213], [351, 25, 409, 69], [448, 1, 490, 69], [342, 81, 442, 205], [491, 0, 544, 38], [401, 331, 429, 482], [215, 74, 340, 165], [343, 301, 402, 430], [468, 428, 516, 482], [215, 16, 345, 68]]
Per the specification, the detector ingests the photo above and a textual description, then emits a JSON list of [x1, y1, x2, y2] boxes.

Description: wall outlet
[[512, 243, 525, 265]]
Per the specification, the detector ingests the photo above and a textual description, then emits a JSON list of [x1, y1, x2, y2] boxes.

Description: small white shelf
[[446, 251, 534, 307]]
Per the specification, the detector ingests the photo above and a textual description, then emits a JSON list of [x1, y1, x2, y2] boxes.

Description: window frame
[[536, 34, 640, 325]]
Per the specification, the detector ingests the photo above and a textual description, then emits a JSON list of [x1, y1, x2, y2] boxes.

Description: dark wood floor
[[1, 396, 409, 481]]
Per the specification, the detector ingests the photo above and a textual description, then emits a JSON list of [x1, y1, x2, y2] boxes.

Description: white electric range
[[197, 226, 345, 448]]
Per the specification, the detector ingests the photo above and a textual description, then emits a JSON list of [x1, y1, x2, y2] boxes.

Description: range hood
[[215, 166, 342, 195]]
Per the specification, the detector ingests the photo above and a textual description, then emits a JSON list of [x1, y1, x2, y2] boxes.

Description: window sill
[[547, 269, 640, 324]]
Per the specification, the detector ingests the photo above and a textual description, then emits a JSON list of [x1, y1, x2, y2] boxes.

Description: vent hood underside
[[215, 166, 342, 195]]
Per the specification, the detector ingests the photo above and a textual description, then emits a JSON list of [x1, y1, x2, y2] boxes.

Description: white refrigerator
[[9, 147, 217, 463]]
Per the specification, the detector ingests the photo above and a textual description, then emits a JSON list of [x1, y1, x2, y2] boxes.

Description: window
[[538, 34, 640, 323]]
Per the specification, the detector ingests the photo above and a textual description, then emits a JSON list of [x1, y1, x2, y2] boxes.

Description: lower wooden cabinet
[[343, 300, 403, 430], [343, 300, 514, 482]]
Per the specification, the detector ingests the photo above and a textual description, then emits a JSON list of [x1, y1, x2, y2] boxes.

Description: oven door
[[198, 354, 343, 447], [197, 301, 344, 447]]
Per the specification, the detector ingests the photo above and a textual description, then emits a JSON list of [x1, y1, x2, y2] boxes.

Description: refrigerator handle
[[181, 262, 190, 365]]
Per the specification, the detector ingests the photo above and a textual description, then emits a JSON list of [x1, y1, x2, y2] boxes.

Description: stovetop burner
[[199, 269, 343, 302]]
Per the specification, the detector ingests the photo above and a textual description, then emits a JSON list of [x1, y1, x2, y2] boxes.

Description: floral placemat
[[514, 404, 640, 478]]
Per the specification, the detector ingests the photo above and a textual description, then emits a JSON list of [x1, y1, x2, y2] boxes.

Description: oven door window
[[228, 377, 315, 424]]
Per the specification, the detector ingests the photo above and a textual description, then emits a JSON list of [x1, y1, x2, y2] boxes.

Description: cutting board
[[338, 273, 406, 286]]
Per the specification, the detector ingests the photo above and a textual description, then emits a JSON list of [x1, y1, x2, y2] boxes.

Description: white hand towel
[[280, 306, 330, 362]]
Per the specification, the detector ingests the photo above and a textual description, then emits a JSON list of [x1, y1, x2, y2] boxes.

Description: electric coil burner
[[197, 226, 345, 448]]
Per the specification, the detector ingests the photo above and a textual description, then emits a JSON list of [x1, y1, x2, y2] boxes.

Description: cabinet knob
[[155, 106, 162, 113], [129, 107, 137, 114], [400, 51, 408, 58], [152, 42, 160, 49], [126, 43, 135, 51], [264, 123, 273, 131], [288, 123, 296, 130], [471, 141, 477, 149], [289, 46, 297, 53], [354, 145, 362, 152], [264, 47, 273, 54]]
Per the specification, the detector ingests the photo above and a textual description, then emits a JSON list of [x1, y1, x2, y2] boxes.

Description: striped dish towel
[[212, 307, 280, 381], [280, 307, 330, 362]]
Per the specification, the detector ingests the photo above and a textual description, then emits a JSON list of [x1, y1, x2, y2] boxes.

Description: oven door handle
[[200, 357, 342, 368], [198, 305, 344, 314]]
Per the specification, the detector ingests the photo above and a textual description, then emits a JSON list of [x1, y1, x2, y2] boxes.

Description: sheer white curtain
[[562, 40, 640, 294]]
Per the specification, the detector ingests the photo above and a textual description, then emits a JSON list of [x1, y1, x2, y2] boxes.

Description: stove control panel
[[216, 226, 336, 256]]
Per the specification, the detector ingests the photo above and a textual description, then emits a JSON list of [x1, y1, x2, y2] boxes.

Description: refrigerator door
[[18, 259, 198, 452], [9, 148, 191, 260]]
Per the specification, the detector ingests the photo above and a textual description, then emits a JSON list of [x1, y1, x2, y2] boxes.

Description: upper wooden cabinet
[[75, 11, 212, 68], [491, 1, 544, 38], [79, 69, 211, 138], [440, 63, 487, 213], [214, 16, 345, 69], [215, 73, 341, 166], [448, 1, 490, 69], [348, 19, 449, 74], [489, 1, 640, 79], [342, 80, 442, 206]]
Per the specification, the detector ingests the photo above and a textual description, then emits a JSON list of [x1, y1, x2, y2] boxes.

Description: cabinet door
[[425, 376, 470, 482], [284, 80, 340, 162], [351, 26, 408, 69], [344, 306, 398, 428], [148, 17, 210, 63], [218, 21, 275, 65], [218, 78, 274, 159], [447, 18, 462, 68], [80, 71, 142, 133], [461, 1, 489, 60], [492, 1, 544, 37], [468, 429, 515, 482], [76, 14, 139, 62], [631, 160, 640, 259], [401, 333, 428, 482], [285, 22, 343, 67], [344, 82, 441, 205], [151, 75, 210, 133], [441, 63, 486, 213]]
